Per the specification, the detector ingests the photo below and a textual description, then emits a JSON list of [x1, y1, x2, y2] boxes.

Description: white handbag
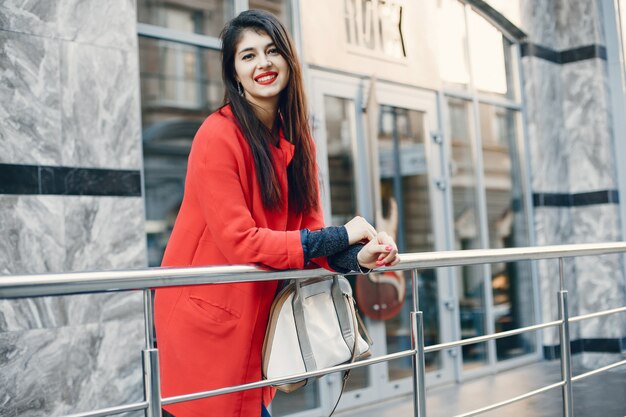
[[262, 276, 372, 393]]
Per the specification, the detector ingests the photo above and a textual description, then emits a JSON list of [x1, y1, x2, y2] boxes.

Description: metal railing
[[2, 242, 626, 417]]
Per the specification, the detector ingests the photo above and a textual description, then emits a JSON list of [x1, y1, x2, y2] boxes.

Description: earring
[[237, 82, 244, 97]]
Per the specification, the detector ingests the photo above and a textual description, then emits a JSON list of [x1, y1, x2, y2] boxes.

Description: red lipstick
[[254, 71, 278, 85]]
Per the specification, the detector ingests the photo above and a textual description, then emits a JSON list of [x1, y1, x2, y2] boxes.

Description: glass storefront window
[[436, 0, 470, 90], [468, 9, 515, 99], [446, 97, 489, 368], [139, 38, 223, 112], [318, 95, 370, 393], [137, 0, 234, 37], [139, 37, 223, 266], [325, 96, 358, 225], [479, 103, 535, 360], [377, 105, 441, 378]]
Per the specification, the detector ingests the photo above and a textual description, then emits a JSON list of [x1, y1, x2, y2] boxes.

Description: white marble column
[[0, 1, 147, 416], [520, 0, 625, 366]]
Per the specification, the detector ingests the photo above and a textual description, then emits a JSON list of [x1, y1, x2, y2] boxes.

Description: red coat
[[155, 105, 330, 417]]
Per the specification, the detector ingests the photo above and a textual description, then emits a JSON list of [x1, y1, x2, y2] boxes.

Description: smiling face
[[234, 29, 290, 113]]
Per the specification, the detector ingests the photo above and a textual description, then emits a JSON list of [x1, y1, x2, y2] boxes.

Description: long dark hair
[[219, 9, 318, 214]]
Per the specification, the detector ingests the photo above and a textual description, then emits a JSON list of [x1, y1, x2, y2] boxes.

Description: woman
[[154, 9, 399, 417]]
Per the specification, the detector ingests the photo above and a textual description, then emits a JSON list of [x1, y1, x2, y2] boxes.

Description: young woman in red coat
[[154, 9, 400, 417]]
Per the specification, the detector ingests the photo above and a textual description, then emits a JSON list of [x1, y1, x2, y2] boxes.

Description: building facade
[[1, 0, 626, 416]]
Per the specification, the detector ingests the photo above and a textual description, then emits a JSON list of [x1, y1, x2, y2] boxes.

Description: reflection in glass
[[446, 97, 488, 368], [479, 103, 534, 360], [377, 106, 441, 380], [137, 0, 234, 37], [468, 9, 514, 99], [139, 38, 223, 112], [325, 96, 358, 225], [139, 38, 224, 266]]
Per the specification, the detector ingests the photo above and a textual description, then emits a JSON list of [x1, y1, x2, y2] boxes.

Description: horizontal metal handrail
[[572, 358, 626, 382], [1, 242, 626, 299], [161, 305, 625, 405], [163, 349, 417, 404], [424, 319, 563, 353], [569, 305, 626, 323], [455, 356, 626, 417], [453, 381, 566, 417], [2, 242, 625, 417]]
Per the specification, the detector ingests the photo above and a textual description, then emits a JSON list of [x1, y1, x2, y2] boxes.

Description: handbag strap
[[328, 292, 361, 417], [292, 280, 317, 372], [331, 276, 356, 350]]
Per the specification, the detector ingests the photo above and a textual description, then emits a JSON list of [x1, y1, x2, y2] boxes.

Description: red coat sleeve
[[188, 119, 305, 270]]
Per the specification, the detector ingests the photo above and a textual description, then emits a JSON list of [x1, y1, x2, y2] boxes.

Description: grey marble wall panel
[[0, 1, 57, 37], [533, 205, 572, 247], [519, 0, 558, 48], [0, 31, 62, 166], [57, 0, 137, 52], [0, 195, 64, 334], [522, 57, 569, 193], [64, 197, 146, 271], [571, 205, 624, 339], [60, 43, 142, 170], [0, 196, 64, 276], [1, 292, 143, 333], [0, 197, 145, 332], [555, 0, 604, 49], [533, 207, 580, 345], [562, 59, 616, 193], [0, 318, 144, 417]]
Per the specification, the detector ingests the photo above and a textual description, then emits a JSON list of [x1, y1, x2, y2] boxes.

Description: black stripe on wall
[[533, 190, 619, 207], [0, 163, 142, 197], [543, 338, 626, 360], [521, 42, 607, 64]]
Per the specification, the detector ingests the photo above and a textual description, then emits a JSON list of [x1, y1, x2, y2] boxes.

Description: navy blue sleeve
[[300, 226, 370, 273], [328, 244, 370, 274], [300, 226, 350, 264]]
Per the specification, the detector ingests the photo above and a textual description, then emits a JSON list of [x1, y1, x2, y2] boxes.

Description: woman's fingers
[[344, 216, 377, 244], [374, 231, 399, 266]]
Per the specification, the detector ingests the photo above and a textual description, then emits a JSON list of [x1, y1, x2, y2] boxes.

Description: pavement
[[337, 357, 626, 417]]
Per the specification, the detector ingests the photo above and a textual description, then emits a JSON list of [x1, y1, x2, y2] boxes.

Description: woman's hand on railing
[[356, 231, 400, 269], [344, 216, 377, 244]]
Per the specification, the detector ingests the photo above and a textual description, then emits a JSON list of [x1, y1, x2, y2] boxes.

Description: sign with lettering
[[344, 0, 406, 58]]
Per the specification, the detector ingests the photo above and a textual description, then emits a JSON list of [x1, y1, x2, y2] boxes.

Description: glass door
[[305, 71, 454, 414], [373, 85, 454, 397], [377, 105, 442, 384]]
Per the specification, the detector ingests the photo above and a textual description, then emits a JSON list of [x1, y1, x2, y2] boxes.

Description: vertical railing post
[[143, 289, 162, 417], [557, 258, 574, 417], [410, 269, 427, 417]]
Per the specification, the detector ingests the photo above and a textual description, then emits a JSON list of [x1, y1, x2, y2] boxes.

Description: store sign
[[344, 0, 406, 58]]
